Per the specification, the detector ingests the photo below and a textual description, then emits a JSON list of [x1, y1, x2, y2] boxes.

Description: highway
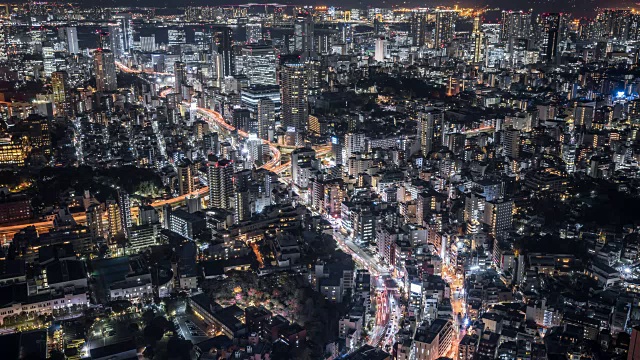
[[0, 62, 332, 242]]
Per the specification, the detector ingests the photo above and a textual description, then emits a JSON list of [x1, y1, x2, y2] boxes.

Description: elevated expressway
[[0, 62, 331, 242]]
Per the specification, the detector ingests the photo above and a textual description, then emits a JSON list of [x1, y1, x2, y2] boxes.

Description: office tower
[[94, 49, 117, 92], [177, 159, 195, 196], [237, 44, 277, 86], [118, 190, 132, 237], [86, 204, 104, 241], [108, 23, 124, 57], [51, 71, 68, 115], [174, 61, 186, 96], [42, 46, 55, 77], [208, 159, 234, 209], [483, 199, 514, 236], [106, 199, 122, 240], [539, 13, 564, 63], [246, 22, 262, 43], [503, 128, 520, 159], [294, 12, 314, 53], [65, 26, 79, 54], [597, 9, 632, 40], [257, 98, 275, 140], [168, 29, 186, 45], [233, 108, 251, 133], [234, 189, 251, 224], [418, 110, 444, 157], [217, 27, 234, 77], [472, 16, 484, 63], [280, 57, 308, 132], [435, 10, 457, 47], [374, 37, 388, 62], [140, 35, 155, 52], [501, 10, 532, 51], [115, 13, 133, 52]]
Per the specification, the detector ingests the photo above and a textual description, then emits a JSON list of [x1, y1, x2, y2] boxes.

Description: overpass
[[0, 62, 333, 241]]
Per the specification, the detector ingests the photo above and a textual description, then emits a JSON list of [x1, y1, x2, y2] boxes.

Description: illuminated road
[[0, 63, 332, 242]]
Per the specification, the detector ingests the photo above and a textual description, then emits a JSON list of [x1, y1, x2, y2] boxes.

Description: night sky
[[21, 0, 639, 17]]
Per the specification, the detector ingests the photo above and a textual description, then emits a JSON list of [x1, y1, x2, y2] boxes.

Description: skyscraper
[[106, 199, 122, 240], [435, 10, 457, 48], [208, 159, 234, 209], [238, 44, 277, 86], [257, 98, 275, 141], [108, 23, 124, 57], [51, 71, 68, 116], [410, 12, 428, 47], [472, 16, 484, 64], [86, 203, 104, 241], [539, 13, 565, 64], [174, 61, 186, 96], [418, 110, 444, 157], [280, 57, 308, 132], [217, 27, 234, 77], [177, 159, 195, 196], [294, 12, 315, 53], [503, 128, 520, 159], [140, 35, 155, 52], [94, 49, 117, 92], [246, 22, 262, 43], [65, 26, 79, 54], [501, 10, 532, 51], [118, 190, 132, 237], [234, 189, 251, 224]]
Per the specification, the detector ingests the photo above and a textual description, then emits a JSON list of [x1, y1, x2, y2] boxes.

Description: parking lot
[[173, 316, 209, 343]]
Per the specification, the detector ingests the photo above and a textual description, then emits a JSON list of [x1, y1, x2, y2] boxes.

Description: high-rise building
[[472, 16, 484, 63], [237, 44, 277, 86], [503, 128, 520, 159], [174, 61, 186, 96], [539, 13, 565, 63], [94, 49, 117, 92], [501, 10, 532, 51], [483, 199, 514, 237], [208, 159, 234, 209], [106, 199, 122, 240], [294, 12, 315, 53], [435, 10, 457, 47], [51, 71, 68, 116], [234, 189, 251, 224], [118, 190, 132, 237], [246, 22, 262, 43], [280, 57, 308, 132], [291, 147, 316, 189], [140, 35, 155, 52], [168, 29, 186, 45], [86, 204, 104, 241], [177, 159, 195, 196], [410, 12, 428, 47], [374, 37, 388, 61], [65, 26, 79, 54], [418, 110, 444, 157], [257, 98, 275, 140], [108, 23, 124, 57], [216, 27, 234, 77]]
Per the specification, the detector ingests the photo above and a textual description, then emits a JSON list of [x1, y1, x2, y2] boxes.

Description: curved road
[[0, 62, 331, 241]]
